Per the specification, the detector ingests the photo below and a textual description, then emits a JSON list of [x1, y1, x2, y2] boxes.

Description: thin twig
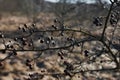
[[101, 2, 114, 40]]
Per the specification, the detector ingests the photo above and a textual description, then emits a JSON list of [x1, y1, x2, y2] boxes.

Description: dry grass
[[0, 13, 55, 31]]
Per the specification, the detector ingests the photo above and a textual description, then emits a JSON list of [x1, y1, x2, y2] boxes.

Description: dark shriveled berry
[[29, 65, 33, 70], [1, 50, 6, 54], [24, 24, 28, 28], [40, 39, 44, 43], [0, 33, 4, 38], [84, 50, 89, 57], [54, 19, 58, 23], [52, 25, 57, 30], [93, 17, 103, 26], [58, 52, 64, 59], [26, 59, 31, 63]]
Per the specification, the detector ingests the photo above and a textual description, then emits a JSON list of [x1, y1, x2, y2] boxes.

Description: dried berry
[[26, 59, 31, 63], [54, 19, 58, 23], [100, 60, 103, 63], [25, 62, 30, 66], [67, 37, 71, 41], [110, 11, 119, 25], [18, 26, 21, 30], [22, 38, 27, 41], [64, 61, 73, 70], [10, 45, 14, 48], [41, 69, 46, 73], [22, 28, 27, 32], [24, 24, 28, 28], [93, 17, 102, 26], [26, 60, 31, 66], [46, 37, 51, 41], [6, 45, 11, 48], [84, 50, 89, 57], [116, 1, 120, 6], [64, 69, 72, 77], [52, 25, 57, 29], [51, 40, 56, 45], [50, 37, 54, 40], [60, 32, 64, 36], [40, 39, 44, 43], [29, 65, 33, 69], [110, 18, 117, 25], [31, 23, 36, 27], [0, 33, 4, 38], [29, 74, 34, 78], [28, 43, 33, 47]]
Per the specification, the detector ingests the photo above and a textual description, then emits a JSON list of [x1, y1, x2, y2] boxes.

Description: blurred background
[[0, 0, 117, 31], [0, 0, 120, 80]]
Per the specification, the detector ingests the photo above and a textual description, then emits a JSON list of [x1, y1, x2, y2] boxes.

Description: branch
[[101, 2, 114, 40], [101, 41, 119, 68], [110, 0, 113, 3]]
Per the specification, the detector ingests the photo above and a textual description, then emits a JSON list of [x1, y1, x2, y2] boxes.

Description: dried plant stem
[[101, 2, 114, 39]]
